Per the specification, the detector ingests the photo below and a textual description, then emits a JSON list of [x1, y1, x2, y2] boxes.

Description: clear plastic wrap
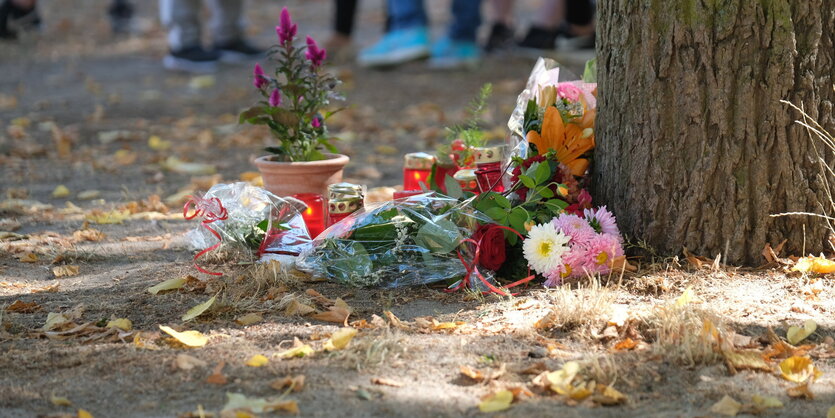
[[185, 183, 312, 269], [296, 192, 492, 288]]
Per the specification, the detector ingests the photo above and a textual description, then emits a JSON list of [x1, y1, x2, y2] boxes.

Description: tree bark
[[595, 0, 835, 264]]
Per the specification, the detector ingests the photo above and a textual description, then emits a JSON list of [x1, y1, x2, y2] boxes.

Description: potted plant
[[240, 7, 349, 197]]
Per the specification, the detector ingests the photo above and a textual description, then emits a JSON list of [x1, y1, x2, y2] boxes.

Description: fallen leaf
[[72, 228, 105, 242], [613, 338, 637, 351], [106, 318, 132, 331], [176, 354, 207, 370], [312, 306, 350, 324], [431, 319, 465, 331], [5, 300, 41, 313], [723, 350, 772, 373], [460, 365, 485, 382], [245, 354, 269, 367], [276, 343, 315, 359], [751, 394, 783, 410], [222, 392, 298, 414], [371, 377, 404, 387], [53, 265, 80, 278], [592, 385, 628, 406], [206, 361, 228, 384], [787, 382, 814, 399], [161, 156, 216, 175], [148, 135, 171, 151], [85, 209, 130, 224], [779, 356, 822, 383], [78, 409, 93, 418], [147, 277, 187, 295], [323, 327, 358, 351], [77, 190, 101, 200], [675, 286, 694, 307], [284, 299, 316, 316], [710, 395, 742, 416], [133, 332, 161, 350], [545, 361, 581, 393], [235, 313, 263, 326], [50, 393, 72, 406], [384, 310, 405, 328], [271, 375, 305, 392], [189, 75, 216, 90], [794, 256, 835, 274], [182, 295, 216, 322], [787, 320, 817, 345], [52, 185, 71, 198], [43, 312, 70, 331], [159, 325, 208, 348], [479, 390, 513, 413], [19, 252, 38, 263]]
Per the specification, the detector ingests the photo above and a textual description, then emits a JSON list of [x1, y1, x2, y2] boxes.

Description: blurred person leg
[[357, 0, 429, 68], [108, 0, 134, 35], [558, 0, 595, 49], [160, 0, 220, 73], [325, 0, 358, 62], [518, 0, 594, 50], [429, 0, 482, 69], [0, 0, 40, 40], [208, 0, 263, 62], [484, 0, 515, 53], [517, 0, 562, 50]]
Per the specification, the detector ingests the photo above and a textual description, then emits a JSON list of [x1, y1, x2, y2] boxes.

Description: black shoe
[[484, 22, 515, 53], [517, 26, 559, 50], [214, 39, 265, 63], [0, 1, 16, 39], [7, 0, 40, 30], [163, 46, 220, 73], [108, 0, 134, 34]]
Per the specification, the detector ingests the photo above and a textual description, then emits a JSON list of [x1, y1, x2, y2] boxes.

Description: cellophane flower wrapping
[[296, 192, 492, 288], [506, 57, 597, 162], [187, 182, 312, 256]]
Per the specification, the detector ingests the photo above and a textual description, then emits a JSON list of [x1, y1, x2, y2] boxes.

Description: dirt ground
[[2, 1, 835, 417]]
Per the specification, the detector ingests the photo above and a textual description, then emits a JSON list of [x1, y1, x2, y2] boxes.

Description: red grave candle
[[474, 145, 505, 193], [453, 168, 480, 194], [403, 152, 435, 191], [326, 182, 365, 227], [393, 190, 425, 200], [293, 193, 325, 238]]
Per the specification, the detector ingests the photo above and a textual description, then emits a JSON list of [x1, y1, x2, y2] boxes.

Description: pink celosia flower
[[557, 82, 582, 102], [552, 213, 595, 246], [583, 206, 620, 237], [276, 7, 297, 45], [253, 63, 268, 89], [305, 36, 326, 68], [311, 117, 321, 128], [269, 89, 281, 107]]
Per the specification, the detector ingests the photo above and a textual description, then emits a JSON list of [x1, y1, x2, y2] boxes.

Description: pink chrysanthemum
[[552, 213, 596, 246], [582, 233, 624, 275], [543, 246, 589, 286], [583, 206, 620, 237]]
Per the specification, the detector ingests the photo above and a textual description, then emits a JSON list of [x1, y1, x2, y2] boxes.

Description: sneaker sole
[[357, 45, 429, 67], [163, 55, 218, 73], [218, 50, 264, 63]]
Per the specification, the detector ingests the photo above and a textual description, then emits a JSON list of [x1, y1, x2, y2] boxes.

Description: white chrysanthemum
[[523, 222, 571, 275]]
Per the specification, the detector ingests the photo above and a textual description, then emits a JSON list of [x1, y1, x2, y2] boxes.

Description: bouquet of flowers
[[297, 192, 491, 288]]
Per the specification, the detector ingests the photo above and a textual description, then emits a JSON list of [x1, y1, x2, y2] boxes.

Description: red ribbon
[[448, 225, 535, 296], [183, 196, 228, 276]]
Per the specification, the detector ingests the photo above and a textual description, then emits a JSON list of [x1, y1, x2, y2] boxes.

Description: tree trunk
[[595, 0, 835, 264]]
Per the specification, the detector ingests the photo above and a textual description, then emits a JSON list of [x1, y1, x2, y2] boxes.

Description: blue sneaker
[[357, 27, 430, 67], [428, 38, 480, 70]]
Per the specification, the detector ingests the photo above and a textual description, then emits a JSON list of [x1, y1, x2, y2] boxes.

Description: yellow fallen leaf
[[85, 209, 130, 224], [284, 299, 316, 316], [50, 393, 72, 406], [593, 385, 627, 405], [723, 350, 771, 373], [175, 354, 207, 370], [828, 406, 835, 418], [235, 313, 263, 326], [271, 375, 305, 392], [72, 228, 105, 242], [779, 356, 822, 383], [222, 392, 298, 414], [323, 328, 358, 351], [52, 185, 70, 198], [787, 382, 814, 399], [276, 343, 315, 359], [53, 265, 80, 278], [19, 252, 38, 263], [751, 394, 783, 409], [162, 156, 216, 175], [182, 295, 216, 322], [710, 395, 741, 416], [148, 135, 171, 151], [78, 409, 93, 418], [245, 354, 269, 367], [133, 332, 160, 350], [312, 306, 350, 324], [189, 75, 216, 90], [43, 312, 69, 331], [147, 277, 187, 295], [478, 390, 513, 413], [106, 318, 132, 331], [159, 325, 208, 348], [545, 361, 581, 393], [787, 320, 817, 345], [675, 286, 694, 307], [77, 190, 101, 200], [794, 256, 835, 274], [239, 172, 263, 186]]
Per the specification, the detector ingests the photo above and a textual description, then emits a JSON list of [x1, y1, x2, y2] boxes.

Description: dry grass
[[641, 302, 723, 367], [535, 277, 616, 337], [332, 329, 406, 371]]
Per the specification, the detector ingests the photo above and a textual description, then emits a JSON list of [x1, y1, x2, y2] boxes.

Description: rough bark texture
[[595, 0, 835, 264]]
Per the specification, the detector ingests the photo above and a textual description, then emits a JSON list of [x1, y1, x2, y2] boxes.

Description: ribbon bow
[[183, 196, 229, 276]]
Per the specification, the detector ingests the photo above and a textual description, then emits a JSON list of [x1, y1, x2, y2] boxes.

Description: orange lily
[[526, 106, 595, 176]]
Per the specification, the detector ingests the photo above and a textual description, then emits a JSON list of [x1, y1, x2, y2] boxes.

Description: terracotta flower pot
[[254, 153, 350, 197]]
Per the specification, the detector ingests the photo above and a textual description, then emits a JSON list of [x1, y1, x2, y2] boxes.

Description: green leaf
[[444, 175, 464, 199], [493, 194, 511, 209], [538, 187, 555, 198], [508, 207, 529, 234], [182, 295, 216, 322], [519, 175, 536, 189], [534, 161, 552, 185], [484, 207, 509, 223], [543, 199, 569, 214], [414, 217, 462, 254], [582, 58, 597, 83], [239, 106, 265, 124]]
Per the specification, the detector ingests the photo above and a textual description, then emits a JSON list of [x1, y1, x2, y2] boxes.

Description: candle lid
[[474, 145, 504, 164], [328, 197, 363, 214], [328, 182, 365, 201], [453, 168, 477, 181], [404, 152, 435, 170]]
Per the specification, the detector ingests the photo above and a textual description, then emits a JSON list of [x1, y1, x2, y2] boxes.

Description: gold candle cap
[[328, 197, 363, 214], [453, 168, 477, 181], [474, 146, 504, 164], [404, 152, 435, 170], [328, 182, 365, 201]]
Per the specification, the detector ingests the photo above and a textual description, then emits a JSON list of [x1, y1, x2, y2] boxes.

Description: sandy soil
[[1, 1, 834, 417]]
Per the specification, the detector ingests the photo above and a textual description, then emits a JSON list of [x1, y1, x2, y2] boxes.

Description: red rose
[[473, 223, 507, 271]]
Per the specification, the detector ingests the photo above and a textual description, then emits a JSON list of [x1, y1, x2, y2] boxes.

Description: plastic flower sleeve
[[186, 182, 312, 260], [296, 192, 492, 288]]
